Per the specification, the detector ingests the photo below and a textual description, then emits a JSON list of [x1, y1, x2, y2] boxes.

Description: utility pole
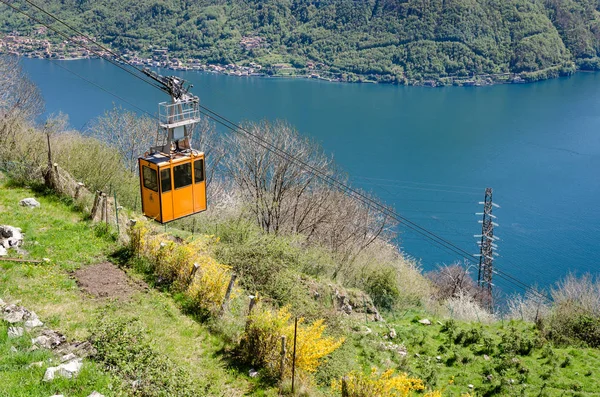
[[475, 188, 499, 312]]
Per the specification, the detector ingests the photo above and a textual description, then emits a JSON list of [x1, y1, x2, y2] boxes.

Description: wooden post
[[190, 263, 200, 278], [341, 376, 349, 397], [220, 273, 237, 315], [101, 193, 108, 225], [279, 335, 287, 381], [113, 190, 120, 236], [91, 191, 101, 220], [74, 182, 84, 200], [103, 194, 109, 225], [292, 317, 298, 393], [245, 295, 258, 331]]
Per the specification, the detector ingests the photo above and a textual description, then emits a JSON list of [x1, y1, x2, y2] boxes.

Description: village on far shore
[[2, 29, 550, 87], [0, 29, 343, 82]]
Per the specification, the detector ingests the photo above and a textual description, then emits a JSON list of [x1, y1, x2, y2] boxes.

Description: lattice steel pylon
[[475, 188, 499, 312]]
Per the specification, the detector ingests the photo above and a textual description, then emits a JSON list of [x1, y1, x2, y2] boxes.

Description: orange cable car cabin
[[138, 71, 207, 223]]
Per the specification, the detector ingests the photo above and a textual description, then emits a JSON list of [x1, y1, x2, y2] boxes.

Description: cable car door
[[172, 161, 194, 219], [140, 161, 161, 221]]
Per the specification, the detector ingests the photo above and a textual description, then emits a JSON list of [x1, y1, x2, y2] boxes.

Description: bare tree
[[223, 119, 335, 234], [86, 105, 155, 173], [191, 116, 225, 186], [222, 119, 397, 278], [0, 55, 44, 121], [427, 262, 485, 302], [0, 56, 44, 162]]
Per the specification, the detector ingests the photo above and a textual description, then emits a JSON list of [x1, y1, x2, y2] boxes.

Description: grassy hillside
[[2, 179, 600, 396], [4, 0, 600, 83]]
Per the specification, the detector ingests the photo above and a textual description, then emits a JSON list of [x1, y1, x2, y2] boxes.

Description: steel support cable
[[0, 0, 164, 92], [4, 0, 552, 303]]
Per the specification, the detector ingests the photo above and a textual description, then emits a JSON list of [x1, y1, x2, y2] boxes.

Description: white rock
[[88, 392, 105, 397], [418, 319, 432, 326], [468, 384, 474, 389], [389, 328, 397, 339], [43, 367, 59, 382], [8, 326, 24, 338], [25, 318, 44, 329], [10, 346, 18, 353], [60, 353, 78, 362], [43, 258, 51, 263], [28, 361, 44, 368], [4, 310, 25, 323], [248, 369, 259, 378], [43, 359, 83, 381], [19, 198, 41, 208], [58, 359, 83, 377], [0, 225, 24, 254]]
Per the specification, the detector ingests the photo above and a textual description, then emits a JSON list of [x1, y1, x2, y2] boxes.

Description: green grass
[[337, 313, 600, 396], [0, 183, 248, 396], [0, 322, 119, 397], [3, 181, 600, 397]]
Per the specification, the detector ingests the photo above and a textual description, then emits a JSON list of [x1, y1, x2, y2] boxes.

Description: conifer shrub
[[238, 304, 344, 380]]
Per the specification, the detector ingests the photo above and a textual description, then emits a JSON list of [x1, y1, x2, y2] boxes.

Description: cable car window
[[160, 168, 172, 193], [194, 159, 205, 183], [173, 163, 192, 189], [142, 166, 158, 192]]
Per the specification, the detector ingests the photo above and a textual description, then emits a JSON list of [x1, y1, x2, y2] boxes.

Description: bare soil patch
[[74, 262, 144, 300]]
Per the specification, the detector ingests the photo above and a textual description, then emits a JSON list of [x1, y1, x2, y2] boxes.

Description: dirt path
[[74, 262, 144, 300]]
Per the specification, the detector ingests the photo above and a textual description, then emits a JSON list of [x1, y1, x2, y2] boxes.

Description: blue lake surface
[[21, 58, 600, 295]]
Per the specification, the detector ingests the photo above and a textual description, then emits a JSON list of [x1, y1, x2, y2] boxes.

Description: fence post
[[244, 295, 259, 332], [220, 273, 237, 315], [341, 376, 349, 397], [292, 317, 298, 393], [74, 182, 84, 200], [91, 190, 101, 220], [190, 263, 200, 278], [113, 190, 120, 236], [279, 335, 287, 381]]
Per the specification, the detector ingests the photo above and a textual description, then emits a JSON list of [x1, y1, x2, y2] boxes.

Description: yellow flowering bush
[[129, 221, 236, 316], [331, 368, 441, 397], [241, 305, 344, 378]]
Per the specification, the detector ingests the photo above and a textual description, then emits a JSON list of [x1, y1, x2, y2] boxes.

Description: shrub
[[364, 266, 400, 311], [129, 221, 237, 317], [446, 290, 495, 323], [544, 274, 600, 347], [91, 316, 207, 396], [239, 305, 344, 379], [331, 368, 438, 397]]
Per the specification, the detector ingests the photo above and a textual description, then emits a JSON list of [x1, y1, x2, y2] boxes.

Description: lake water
[[21, 58, 600, 295]]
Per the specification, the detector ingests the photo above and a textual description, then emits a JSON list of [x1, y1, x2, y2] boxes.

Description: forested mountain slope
[[3, 0, 600, 83]]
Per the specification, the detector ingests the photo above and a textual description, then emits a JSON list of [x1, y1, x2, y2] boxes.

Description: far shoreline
[[18, 53, 583, 88]]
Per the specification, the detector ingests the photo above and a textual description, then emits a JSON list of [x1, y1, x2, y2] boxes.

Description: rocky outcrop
[[2, 298, 100, 395]]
